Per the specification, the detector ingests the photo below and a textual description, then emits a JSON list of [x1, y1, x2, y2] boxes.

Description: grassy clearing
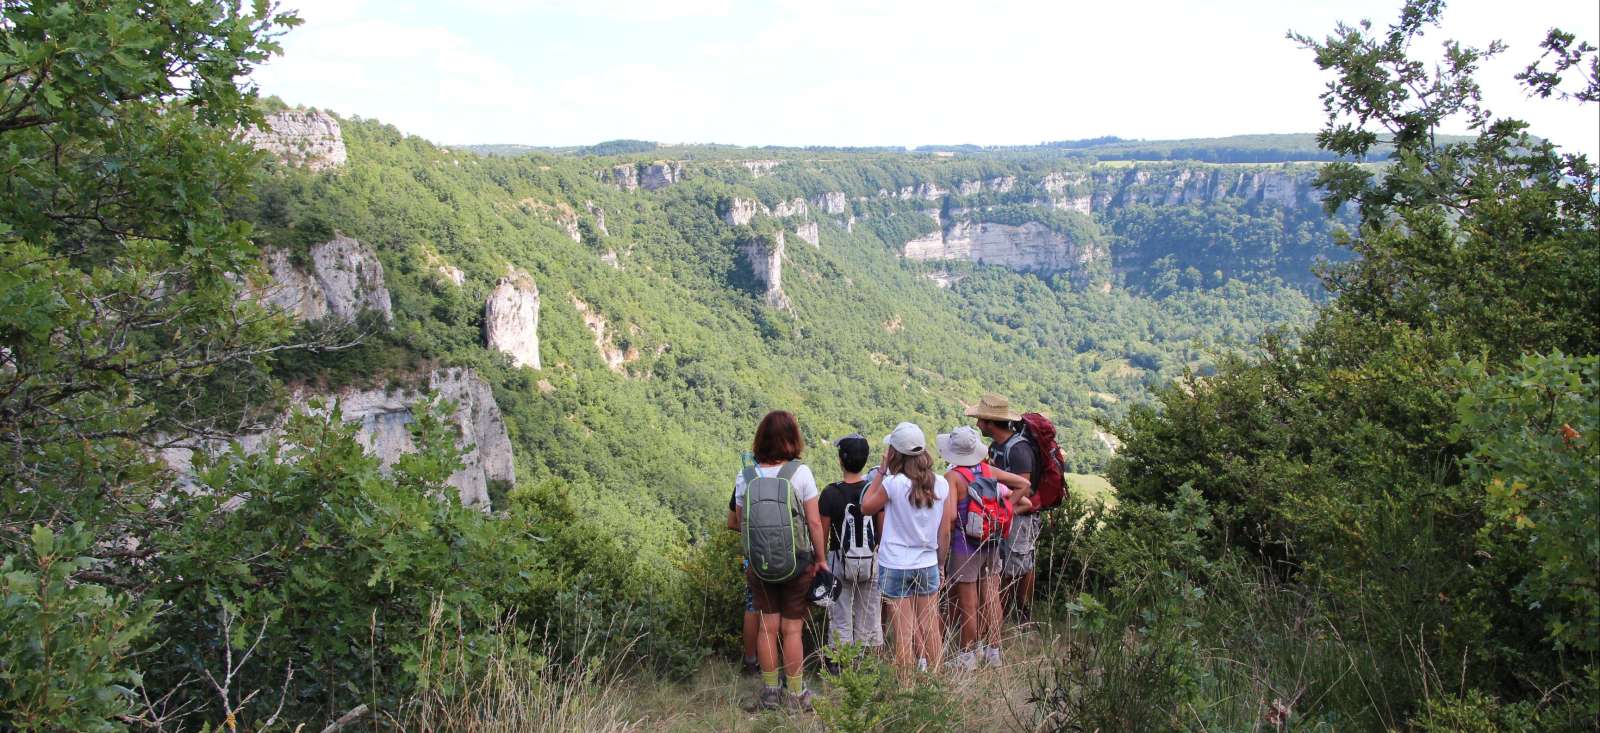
[[1065, 473, 1115, 508]]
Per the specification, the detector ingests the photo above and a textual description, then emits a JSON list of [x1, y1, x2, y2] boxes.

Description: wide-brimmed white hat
[[883, 421, 926, 455], [936, 426, 987, 467]]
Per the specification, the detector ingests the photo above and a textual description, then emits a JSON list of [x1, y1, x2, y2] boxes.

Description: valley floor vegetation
[[2, 0, 1596, 730]]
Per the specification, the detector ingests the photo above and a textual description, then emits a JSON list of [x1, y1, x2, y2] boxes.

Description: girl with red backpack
[[937, 426, 1032, 669]]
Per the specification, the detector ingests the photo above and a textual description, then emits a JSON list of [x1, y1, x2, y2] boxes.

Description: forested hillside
[[2, 0, 1593, 730]]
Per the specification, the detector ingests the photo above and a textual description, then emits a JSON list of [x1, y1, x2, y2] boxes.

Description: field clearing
[[1066, 472, 1116, 508]]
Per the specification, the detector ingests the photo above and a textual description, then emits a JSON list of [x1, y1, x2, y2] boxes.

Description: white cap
[[883, 421, 927, 455]]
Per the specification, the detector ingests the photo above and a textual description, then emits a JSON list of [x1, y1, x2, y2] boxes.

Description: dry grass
[[616, 616, 1069, 732]]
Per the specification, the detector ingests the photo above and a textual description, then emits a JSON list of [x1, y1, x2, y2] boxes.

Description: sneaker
[[948, 650, 977, 671], [744, 686, 783, 712], [785, 688, 815, 712], [983, 647, 1003, 667], [916, 657, 928, 672]]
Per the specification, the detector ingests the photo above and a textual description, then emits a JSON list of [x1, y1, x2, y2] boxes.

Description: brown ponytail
[[887, 448, 936, 508]]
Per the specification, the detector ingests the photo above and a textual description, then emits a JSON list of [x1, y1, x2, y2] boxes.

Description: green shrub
[[0, 526, 155, 733], [816, 644, 958, 733]]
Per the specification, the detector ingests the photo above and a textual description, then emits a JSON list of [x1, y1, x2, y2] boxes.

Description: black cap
[[837, 433, 870, 468], [808, 567, 842, 608]]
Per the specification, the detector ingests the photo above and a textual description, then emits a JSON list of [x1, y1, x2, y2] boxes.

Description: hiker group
[[727, 394, 1068, 712]]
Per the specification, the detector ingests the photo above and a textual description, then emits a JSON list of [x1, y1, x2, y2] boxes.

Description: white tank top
[[876, 472, 949, 570]]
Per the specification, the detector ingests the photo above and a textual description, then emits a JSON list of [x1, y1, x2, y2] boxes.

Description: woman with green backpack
[[730, 410, 828, 711]]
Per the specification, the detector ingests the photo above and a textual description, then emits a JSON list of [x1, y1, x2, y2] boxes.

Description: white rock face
[[607, 161, 684, 191], [771, 198, 808, 218], [162, 369, 513, 509], [485, 269, 540, 369], [794, 221, 820, 247], [1091, 166, 1318, 209], [585, 200, 609, 236], [957, 180, 983, 196], [723, 197, 765, 226], [903, 220, 1103, 273], [742, 231, 789, 309], [740, 159, 784, 177], [988, 176, 1016, 193], [263, 235, 393, 323], [572, 297, 638, 372], [241, 110, 347, 171], [813, 191, 849, 215]]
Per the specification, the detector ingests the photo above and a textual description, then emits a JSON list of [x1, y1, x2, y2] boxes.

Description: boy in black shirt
[[817, 434, 883, 670]]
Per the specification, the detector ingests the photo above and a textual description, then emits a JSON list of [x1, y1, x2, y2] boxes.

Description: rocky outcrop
[[794, 221, 820, 247], [771, 198, 808, 218], [1073, 166, 1321, 211], [742, 231, 789, 309], [585, 201, 609, 236], [162, 369, 512, 509], [883, 182, 946, 201], [241, 110, 347, 171], [723, 197, 763, 226], [485, 268, 540, 369], [813, 191, 849, 215], [740, 159, 784, 177], [572, 297, 638, 372], [607, 161, 684, 191], [903, 220, 1103, 274], [263, 235, 393, 323]]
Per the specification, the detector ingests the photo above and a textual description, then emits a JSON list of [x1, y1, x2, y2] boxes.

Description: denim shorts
[[879, 564, 940, 599]]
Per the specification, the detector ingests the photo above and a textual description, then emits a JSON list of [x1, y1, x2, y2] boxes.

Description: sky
[[252, 0, 1600, 157]]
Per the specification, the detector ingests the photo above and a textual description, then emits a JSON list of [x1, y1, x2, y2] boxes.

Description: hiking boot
[[785, 688, 815, 713], [983, 647, 1003, 668], [744, 686, 783, 712], [740, 657, 760, 677]]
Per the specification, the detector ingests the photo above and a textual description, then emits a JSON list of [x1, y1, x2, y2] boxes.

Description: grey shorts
[[949, 544, 1000, 584], [1002, 513, 1041, 577]]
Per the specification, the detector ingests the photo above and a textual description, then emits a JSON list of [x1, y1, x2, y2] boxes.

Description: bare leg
[[914, 593, 944, 671], [780, 616, 806, 680], [884, 598, 915, 675], [956, 581, 979, 649], [743, 609, 759, 659], [1020, 569, 1036, 619], [980, 574, 1002, 649], [757, 611, 781, 676]]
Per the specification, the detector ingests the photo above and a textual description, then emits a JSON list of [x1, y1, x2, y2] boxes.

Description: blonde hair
[[887, 448, 936, 508]]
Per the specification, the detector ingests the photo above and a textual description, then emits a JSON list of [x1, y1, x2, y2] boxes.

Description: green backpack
[[741, 461, 812, 583]]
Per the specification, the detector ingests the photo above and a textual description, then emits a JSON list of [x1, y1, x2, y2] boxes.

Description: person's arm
[[820, 513, 834, 554], [727, 507, 740, 531], [938, 480, 957, 570], [993, 466, 1031, 500], [805, 497, 827, 571], [1008, 445, 1037, 514], [861, 466, 888, 515]]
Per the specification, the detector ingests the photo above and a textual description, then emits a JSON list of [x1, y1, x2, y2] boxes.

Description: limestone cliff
[[771, 198, 808, 219], [794, 221, 820, 247], [813, 191, 849, 215], [163, 369, 513, 509], [607, 161, 684, 191], [723, 198, 764, 226], [485, 268, 541, 369], [263, 234, 393, 323], [742, 231, 789, 309], [241, 110, 347, 171], [902, 220, 1103, 274], [1071, 166, 1320, 213], [572, 297, 639, 372], [585, 200, 609, 236], [740, 159, 784, 177]]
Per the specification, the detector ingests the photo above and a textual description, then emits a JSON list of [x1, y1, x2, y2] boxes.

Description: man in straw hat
[[966, 393, 1042, 622]]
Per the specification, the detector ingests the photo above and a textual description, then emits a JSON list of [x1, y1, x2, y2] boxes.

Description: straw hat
[[964, 393, 1021, 422]]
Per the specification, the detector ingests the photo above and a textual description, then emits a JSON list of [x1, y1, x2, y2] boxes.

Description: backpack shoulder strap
[[776, 460, 802, 483], [740, 465, 760, 488]]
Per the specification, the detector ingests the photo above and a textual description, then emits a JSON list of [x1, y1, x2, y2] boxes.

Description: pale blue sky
[[254, 0, 1599, 157]]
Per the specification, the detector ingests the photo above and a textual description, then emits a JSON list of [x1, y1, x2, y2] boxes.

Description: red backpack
[[953, 464, 1012, 544], [1020, 413, 1067, 511]]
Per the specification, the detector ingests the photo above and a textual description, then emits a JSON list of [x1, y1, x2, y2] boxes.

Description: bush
[[816, 644, 958, 733], [0, 525, 154, 733]]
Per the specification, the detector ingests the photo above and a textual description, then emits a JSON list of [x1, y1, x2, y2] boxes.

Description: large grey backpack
[[742, 461, 812, 583]]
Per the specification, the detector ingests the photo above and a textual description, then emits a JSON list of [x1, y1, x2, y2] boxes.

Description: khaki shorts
[[1002, 513, 1041, 577]]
